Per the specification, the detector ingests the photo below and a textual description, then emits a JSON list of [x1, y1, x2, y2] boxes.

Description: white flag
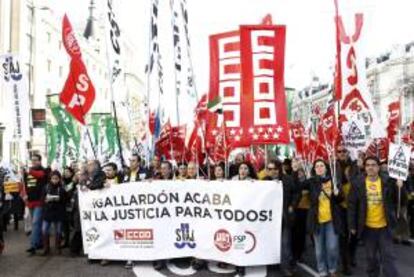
[[337, 11, 385, 139], [0, 54, 30, 161]]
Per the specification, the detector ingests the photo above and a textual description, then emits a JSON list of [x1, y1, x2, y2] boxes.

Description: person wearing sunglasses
[[263, 160, 297, 277]]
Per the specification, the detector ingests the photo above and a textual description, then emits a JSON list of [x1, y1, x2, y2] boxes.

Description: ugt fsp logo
[[174, 223, 196, 249]]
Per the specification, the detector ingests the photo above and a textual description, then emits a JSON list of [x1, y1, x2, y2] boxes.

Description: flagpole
[[67, 72, 97, 160]]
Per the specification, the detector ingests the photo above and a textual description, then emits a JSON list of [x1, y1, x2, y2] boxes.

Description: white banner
[[338, 12, 385, 139], [0, 54, 30, 142], [388, 143, 412, 181], [342, 118, 367, 160], [79, 180, 282, 266]]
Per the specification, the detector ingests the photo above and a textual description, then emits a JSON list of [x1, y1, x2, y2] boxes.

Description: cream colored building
[[292, 42, 414, 133], [0, 0, 145, 164]]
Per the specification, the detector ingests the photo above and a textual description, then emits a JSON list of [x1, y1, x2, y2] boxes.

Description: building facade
[[0, 0, 144, 164], [292, 42, 414, 134]]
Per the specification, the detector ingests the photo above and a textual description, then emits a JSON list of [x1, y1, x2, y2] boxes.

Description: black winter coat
[[347, 174, 397, 238], [263, 174, 298, 227], [43, 184, 66, 222], [123, 168, 148, 182], [305, 176, 344, 236]]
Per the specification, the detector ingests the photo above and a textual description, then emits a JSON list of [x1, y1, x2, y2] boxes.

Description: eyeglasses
[[267, 167, 277, 170], [337, 150, 347, 153]]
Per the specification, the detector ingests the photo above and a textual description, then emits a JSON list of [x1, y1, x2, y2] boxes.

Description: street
[[1, 225, 414, 277]]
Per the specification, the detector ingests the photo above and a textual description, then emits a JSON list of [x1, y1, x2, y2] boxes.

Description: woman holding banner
[[306, 159, 343, 277], [263, 160, 297, 277], [212, 163, 225, 181], [231, 162, 257, 181]]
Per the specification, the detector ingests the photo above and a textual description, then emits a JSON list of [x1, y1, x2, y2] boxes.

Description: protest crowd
[[0, 143, 414, 277], [1, 1, 414, 277]]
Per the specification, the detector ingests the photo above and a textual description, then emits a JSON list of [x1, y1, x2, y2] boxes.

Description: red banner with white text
[[206, 25, 289, 148]]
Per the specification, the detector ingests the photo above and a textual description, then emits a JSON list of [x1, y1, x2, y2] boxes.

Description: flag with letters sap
[[60, 14, 95, 125]]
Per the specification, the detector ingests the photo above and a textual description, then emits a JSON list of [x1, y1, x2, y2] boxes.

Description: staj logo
[[174, 223, 196, 249], [214, 229, 256, 254]]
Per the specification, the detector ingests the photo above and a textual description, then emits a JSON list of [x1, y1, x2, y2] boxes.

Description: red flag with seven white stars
[[206, 25, 289, 148]]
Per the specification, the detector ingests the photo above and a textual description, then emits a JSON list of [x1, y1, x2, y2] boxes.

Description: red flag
[[386, 101, 400, 142], [186, 122, 204, 164], [246, 146, 265, 173], [290, 121, 305, 157], [321, 104, 339, 148], [155, 122, 186, 161], [194, 94, 208, 123], [402, 121, 414, 150], [206, 25, 289, 147], [261, 14, 273, 25], [207, 122, 230, 164], [366, 138, 389, 162], [333, 0, 342, 101], [60, 15, 95, 125], [62, 14, 81, 59], [59, 58, 95, 125]]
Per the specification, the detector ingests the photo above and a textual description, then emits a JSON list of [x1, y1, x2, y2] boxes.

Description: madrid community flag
[[206, 24, 289, 148]]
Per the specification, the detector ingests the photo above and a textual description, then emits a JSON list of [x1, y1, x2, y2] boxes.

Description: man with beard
[[103, 163, 122, 186]]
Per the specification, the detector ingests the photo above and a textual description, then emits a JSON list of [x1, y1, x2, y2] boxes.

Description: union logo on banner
[[206, 25, 289, 148]]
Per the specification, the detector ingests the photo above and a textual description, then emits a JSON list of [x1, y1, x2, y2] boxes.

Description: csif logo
[[85, 227, 100, 243]]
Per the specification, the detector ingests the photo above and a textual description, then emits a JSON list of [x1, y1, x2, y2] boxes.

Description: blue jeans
[[29, 207, 43, 248], [42, 221, 62, 237], [313, 221, 339, 276]]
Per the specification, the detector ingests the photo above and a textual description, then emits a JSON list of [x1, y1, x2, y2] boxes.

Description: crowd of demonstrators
[[0, 146, 413, 277]]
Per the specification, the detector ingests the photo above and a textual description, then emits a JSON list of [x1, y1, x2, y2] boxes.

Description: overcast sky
[[50, 0, 414, 91]]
